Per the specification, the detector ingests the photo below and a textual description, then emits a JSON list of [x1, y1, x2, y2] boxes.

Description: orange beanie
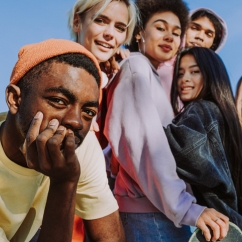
[[10, 39, 102, 100]]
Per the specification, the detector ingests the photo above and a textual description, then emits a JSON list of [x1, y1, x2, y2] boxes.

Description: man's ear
[[73, 13, 81, 33], [6, 84, 21, 115]]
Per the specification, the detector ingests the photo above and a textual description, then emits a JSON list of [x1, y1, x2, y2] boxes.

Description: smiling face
[[16, 62, 99, 148], [177, 54, 204, 102], [75, 1, 129, 63], [138, 11, 181, 69], [186, 16, 215, 48]]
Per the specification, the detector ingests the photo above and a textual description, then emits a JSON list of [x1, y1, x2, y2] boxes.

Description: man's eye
[[83, 109, 96, 117], [190, 25, 198, 30], [50, 98, 65, 105], [206, 32, 213, 37]]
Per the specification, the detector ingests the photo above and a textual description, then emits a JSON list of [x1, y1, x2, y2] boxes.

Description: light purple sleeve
[[104, 60, 205, 227]]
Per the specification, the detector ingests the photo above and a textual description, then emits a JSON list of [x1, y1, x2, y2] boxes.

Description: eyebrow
[[95, 14, 128, 27], [44, 86, 99, 107], [45, 86, 77, 102], [179, 64, 199, 70], [153, 19, 181, 30], [83, 101, 99, 108]]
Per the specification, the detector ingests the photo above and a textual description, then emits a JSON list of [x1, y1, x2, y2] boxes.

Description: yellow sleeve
[[0, 228, 9, 242]]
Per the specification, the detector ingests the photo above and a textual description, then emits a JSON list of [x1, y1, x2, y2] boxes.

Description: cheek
[[177, 80, 181, 90], [115, 32, 127, 46], [80, 26, 97, 44], [186, 29, 195, 39], [174, 38, 181, 51], [196, 80, 204, 93], [205, 38, 214, 48]]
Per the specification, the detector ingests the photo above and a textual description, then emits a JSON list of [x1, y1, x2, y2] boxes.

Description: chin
[[94, 48, 115, 62]]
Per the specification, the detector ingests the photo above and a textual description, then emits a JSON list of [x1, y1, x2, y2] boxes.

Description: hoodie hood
[[189, 8, 228, 53]]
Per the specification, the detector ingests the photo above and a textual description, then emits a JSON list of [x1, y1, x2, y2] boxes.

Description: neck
[[0, 113, 27, 167]]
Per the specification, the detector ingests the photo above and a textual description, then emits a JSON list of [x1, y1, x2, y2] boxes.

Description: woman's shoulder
[[182, 100, 222, 122], [120, 52, 155, 74], [187, 100, 220, 113]]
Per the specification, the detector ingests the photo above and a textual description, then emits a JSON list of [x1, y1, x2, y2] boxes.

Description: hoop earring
[[140, 36, 145, 54]]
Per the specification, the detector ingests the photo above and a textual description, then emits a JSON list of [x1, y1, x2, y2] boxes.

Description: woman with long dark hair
[[165, 47, 242, 229]]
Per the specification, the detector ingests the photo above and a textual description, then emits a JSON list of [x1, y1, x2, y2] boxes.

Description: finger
[[19, 139, 27, 159], [120, 49, 130, 59], [124, 49, 130, 58], [35, 119, 59, 170], [208, 221, 220, 241], [198, 222, 211, 241], [63, 129, 76, 160], [104, 60, 111, 74], [26, 111, 43, 147], [47, 126, 67, 167], [110, 57, 119, 74], [215, 218, 227, 240], [25, 112, 43, 168], [216, 213, 229, 232]]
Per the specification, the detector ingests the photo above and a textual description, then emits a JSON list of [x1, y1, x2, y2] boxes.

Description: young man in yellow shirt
[[0, 39, 124, 242]]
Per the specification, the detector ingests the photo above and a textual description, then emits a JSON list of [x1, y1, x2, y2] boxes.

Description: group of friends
[[0, 0, 242, 242]]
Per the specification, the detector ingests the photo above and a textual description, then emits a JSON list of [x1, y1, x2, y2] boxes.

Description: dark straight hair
[[171, 47, 242, 213], [235, 76, 242, 106]]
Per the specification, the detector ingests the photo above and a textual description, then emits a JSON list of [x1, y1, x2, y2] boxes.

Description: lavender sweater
[[104, 52, 205, 227]]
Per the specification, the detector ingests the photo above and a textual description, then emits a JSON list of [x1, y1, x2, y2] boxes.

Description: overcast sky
[[0, 0, 241, 111]]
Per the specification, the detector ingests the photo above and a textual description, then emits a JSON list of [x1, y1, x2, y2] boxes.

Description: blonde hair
[[68, 0, 138, 45]]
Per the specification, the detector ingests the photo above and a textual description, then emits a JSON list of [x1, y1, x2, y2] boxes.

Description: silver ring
[[214, 218, 220, 223]]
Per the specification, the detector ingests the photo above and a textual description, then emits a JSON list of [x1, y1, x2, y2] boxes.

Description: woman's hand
[[100, 48, 130, 79], [196, 208, 229, 241]]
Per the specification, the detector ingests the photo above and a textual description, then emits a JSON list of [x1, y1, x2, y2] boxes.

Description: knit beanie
[[10, 38, 102, 99]]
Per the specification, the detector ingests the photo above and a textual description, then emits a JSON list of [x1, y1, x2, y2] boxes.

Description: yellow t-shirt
[[0, 127, 118, 242]]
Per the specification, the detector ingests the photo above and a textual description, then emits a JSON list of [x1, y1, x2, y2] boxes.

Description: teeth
[[182, 87, 192, 90], [97, 41, 112, 49]]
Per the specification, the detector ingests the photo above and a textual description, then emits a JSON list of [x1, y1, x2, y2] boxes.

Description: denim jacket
[[165, 100, 242, 229]]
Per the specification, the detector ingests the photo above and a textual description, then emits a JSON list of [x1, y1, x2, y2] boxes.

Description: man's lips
[[95, 40, 114, 49], [189, 42, 201, 47], [60, 133, 84, 150], [159, 44, 172, 53]]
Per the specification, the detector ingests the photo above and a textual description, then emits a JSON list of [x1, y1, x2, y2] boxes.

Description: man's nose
[[61, 107, 83, 131], [195, 31, 204, 42]]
